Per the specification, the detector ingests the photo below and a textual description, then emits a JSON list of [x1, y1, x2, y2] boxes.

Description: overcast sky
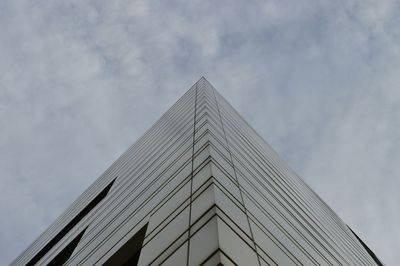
[[1, 0, 399, 265]]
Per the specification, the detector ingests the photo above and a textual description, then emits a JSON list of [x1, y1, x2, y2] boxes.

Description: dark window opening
[[347, 225, 383, 266], [26, 179, 116, 266], [47, 227, 87, 266], [103, 223, 148, 266]]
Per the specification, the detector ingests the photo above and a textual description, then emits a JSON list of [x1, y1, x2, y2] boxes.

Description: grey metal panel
[[13, 78, 381, 266]]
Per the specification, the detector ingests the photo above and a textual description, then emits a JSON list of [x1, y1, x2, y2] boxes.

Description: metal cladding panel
[[13, 78, 381, 266]]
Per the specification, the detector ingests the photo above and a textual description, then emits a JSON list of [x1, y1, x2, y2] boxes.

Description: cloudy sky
[[1, 0, 399, 265]]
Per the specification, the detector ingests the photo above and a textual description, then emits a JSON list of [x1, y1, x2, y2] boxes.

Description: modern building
[[13, 77, 382, 265]]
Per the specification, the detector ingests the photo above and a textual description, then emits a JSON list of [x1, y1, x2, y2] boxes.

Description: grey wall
[[13, 79, 379, 265]]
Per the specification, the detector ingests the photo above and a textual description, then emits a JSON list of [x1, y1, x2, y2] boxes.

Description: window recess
[[26, 179, 116, 266]]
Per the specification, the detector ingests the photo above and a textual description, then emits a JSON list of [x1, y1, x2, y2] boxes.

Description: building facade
[[13, 78, 382, 265]]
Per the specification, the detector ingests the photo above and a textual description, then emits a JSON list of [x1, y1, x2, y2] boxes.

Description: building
[[13, 77, 382, 265]]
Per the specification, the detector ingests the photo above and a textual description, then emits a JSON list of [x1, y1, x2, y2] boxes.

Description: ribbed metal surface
[[13, 78, 380, 265]]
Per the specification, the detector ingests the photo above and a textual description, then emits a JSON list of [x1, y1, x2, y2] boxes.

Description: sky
[[0, 0, 398, 265]]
